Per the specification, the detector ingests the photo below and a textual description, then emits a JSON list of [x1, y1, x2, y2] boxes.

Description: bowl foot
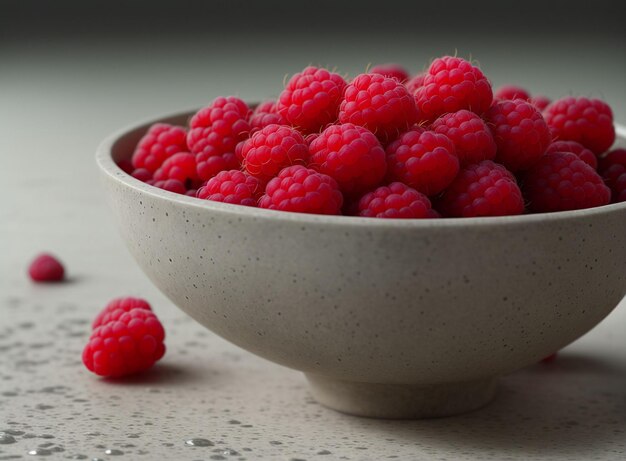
[[305, 373, 498, 419]]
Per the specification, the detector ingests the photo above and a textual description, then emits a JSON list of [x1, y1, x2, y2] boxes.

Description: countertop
[[1, 35, 625, 461]]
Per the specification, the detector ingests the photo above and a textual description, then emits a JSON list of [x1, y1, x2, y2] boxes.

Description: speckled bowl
[[96, 110, 626, 419]]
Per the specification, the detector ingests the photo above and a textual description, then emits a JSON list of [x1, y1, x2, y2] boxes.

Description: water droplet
[[317, 450, 332, 455], [185, 438, 214, 447], [269, 441, 282, 445], [1, 429, 25, 436], [104, 449, 124, 456], [0, 434, 16, 444], [27, 448, 53, 456]]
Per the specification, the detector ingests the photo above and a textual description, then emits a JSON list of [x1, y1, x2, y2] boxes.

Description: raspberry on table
[[82, 308, 166, 377], [414, 56, 493, 122], [546, 140, 597, 169], [92, 297, 152, 329], [385, 129, 459, 196], [276, 66, 347, 134], [153, 179, 187, 194], [437, 160, 525, 217], [28, 253, 65, 283], [598, 148, 626, 203], [357, 182, 435, 219], [241, 124, 309, 183], [430, 110, 497, 165], [187, 97, 251, 181], [339, 73, 418, 143], [543, 96, 615, 155], [369, 63, 409, 83], [197, 170, 261, 206], [259, 165, 343, 215], [309, 123, 387, 195], [153, 152, 199, 187], [523, 152, 611, 212], [131, 168, 153, 182], [530, 95, 551, 112], [485, 99, 552, 172], [131, 123, 188, 173], [494, 85, 531, 101], [405, 73, 426, 94], [250, 100, 284, 133]]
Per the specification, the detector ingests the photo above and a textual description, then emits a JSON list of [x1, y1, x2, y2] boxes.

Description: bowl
[[96, 109, 626, 419]]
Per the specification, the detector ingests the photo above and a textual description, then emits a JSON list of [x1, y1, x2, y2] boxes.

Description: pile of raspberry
[[123, 57, 623, 218]]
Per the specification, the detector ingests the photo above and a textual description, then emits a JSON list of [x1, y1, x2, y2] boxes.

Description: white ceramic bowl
[[96, 110, 626, 418]]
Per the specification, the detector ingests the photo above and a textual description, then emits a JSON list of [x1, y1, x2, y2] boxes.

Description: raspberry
[[259, 165, 343, 215], [414, 56, 492, 121], [437, 160, 524, 217], [546, 140, 597, 169], [197, 170, 261, 206], [131, 168, 153, 182], [543, 97, 615, 155], [92, 297, 152, 330], [494, 85, 531, 101], [405, 73, 426, 94], [82, 308, 165, 377], [523, 152, 610, 212], [185, 189, 198, 197], [241, 124, 309, 182], [309, 123, 386, 195], [369, 63, 409, 83], [385, 129, 459, 196], [339, 73, 418, 143], [28, 253, 64, 282], [431, 110, 497, 165], [187, 97, 251, 181], [598, 148, 626, 203], [485, 99, 551, 172], [276, 66, 347, 134], [153, 152, 199, 187], [131, 123, 188, 173], [357, 182, 435, 219], [250, 100, 284, 133], [530, 95, 551, 112], [117, 160, 134, 175], [153, 179, 186, 194]]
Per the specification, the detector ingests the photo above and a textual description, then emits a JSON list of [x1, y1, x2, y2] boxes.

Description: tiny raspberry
[[385, 129, 459, 196], [187, 97, 251, 181], [92, 297, 152, 330], [357, 182, 435, 219], [131, 168, 153, 182], [405, 73, 426, 94], [153, 179, 187, 194], [485, 99, 552, 172], [82, 308, 166, 377], [494, 85, 531, 101], [431, 110, 497, 165], [543, 97, 615, 155], [309, 123, 387, 195], [276, 66, 347, 134], [437, 160, 524, 217], [414, 56, 493, 121], [598, 148, 626, 203], [339, 73, 418, 143], [546, 140, 597, 169], [28, 253, 65, 282], [530, 95, 551, 112], [197, 170, 261, 206], [523, 152, 610, 212], [259, 165, 343, 215], [131, 123, 188, 173], [250, 100, 285, 133], [369, 63, 409, 83], [241, 124, 309, 182], [153, 152, 199, 187]]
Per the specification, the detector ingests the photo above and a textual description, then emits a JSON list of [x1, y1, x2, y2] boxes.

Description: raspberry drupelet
[[357, 182, 435, 219], [197, 170, 261, 206]]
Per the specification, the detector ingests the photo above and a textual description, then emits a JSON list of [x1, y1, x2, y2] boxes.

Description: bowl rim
[[96, 108, 626, 229]]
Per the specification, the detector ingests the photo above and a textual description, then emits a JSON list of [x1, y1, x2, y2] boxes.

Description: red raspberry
[[117, 160, 134, 175], [494, 85, 531, 101], [241, 124, 309, 182], [92, 297, 152, 330], [357, 182, 435, 219], [485, 99, 552, 172], [276, 66, 347, 134], [131, 168, 152, 182], [438, 160, 524, 217], [598, 148, 626, 203], [131, 123, 188, 173], [414, 56, 493, 121], [153, 152, 199, 187], [187, 97, 251, 181], [82, 308, 166, 377], [530, 95, 551, 112], [153, 179, 186, 194], [28, 253, 64, 282], [543, 97, 615, 155], [546, 140, 597, 169], [339, 73, 418, 143], [405, 73, 426, 94], [185, 189, 198, 197], [197, 170, 261, 206], [369, 63, 409, 83], [431, 110, 497, 165], [523, 152, 610, 212], [309, 123, 386, 195], [259, 165, 343, 215], [385, 129, 459, 196], [250, 100, 284, 133]]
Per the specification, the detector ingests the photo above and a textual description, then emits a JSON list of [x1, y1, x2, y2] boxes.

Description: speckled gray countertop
[[1, 35, 625, 461]]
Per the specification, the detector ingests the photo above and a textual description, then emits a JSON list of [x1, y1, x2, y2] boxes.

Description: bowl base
[[305, 373, 497, 419]]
